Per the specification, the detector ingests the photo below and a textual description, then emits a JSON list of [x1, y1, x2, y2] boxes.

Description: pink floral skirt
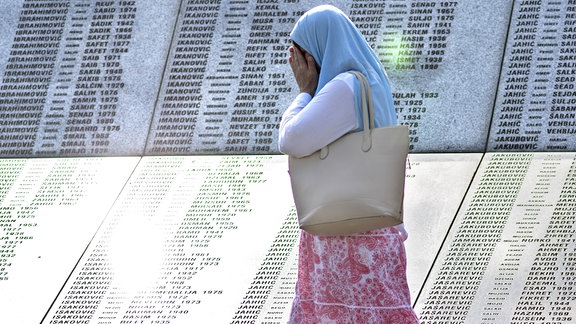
[[289, 226, 419, 324]]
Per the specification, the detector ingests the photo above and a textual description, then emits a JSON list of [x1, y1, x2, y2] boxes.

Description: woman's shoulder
[[332, 72, 355, 82], [325, 72, 355, 92]]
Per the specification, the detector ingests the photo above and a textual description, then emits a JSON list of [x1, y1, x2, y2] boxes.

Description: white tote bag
[[288, 71, 409, 236]]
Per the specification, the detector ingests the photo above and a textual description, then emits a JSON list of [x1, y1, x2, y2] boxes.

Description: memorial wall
[[0, 0, 575, 323], [3, 0, 575, 157]]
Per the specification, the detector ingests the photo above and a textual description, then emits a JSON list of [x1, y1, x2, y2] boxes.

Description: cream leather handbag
[[288, 71, 409, 236]]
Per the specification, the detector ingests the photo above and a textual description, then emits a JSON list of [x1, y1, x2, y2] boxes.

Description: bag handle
[[350, 71, 374, 152], [319, 71, 373, 159]]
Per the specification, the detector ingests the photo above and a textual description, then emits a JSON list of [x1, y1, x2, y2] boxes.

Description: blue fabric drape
[[290, 5, 398, 128]]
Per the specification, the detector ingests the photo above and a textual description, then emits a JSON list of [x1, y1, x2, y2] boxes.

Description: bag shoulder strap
[[348, 71, 374, 152]]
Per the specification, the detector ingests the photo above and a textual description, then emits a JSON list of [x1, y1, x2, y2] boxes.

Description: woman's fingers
[[305, 53, 317, 74], [288, 45, 318, 95], [288, 46, 294, 64], [290, 45, 304, 66]]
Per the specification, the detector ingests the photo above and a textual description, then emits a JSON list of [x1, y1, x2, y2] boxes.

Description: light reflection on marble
[[0, 157, 140, 324], [415, 153, 576, 323], [403, 153, 483, 301], [3, 153, 575, 323]]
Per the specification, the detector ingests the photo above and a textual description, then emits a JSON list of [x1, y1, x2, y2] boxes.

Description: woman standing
[[278, 5, 419, 323]]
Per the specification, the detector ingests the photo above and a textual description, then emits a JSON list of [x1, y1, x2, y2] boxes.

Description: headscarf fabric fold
[[290, 5, 398, 128]]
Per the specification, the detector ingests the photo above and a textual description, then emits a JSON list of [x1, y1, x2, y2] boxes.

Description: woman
[[278, 5, 419, 323]]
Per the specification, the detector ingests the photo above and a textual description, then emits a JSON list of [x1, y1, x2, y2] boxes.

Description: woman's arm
[[278, 75, 358, 158]]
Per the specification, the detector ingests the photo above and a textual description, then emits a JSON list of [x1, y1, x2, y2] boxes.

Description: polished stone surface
[[3, 153, 574, 323], [0, 157, 140, 324], [487, 1, 576, 152], [1, 1, 576, 323], [415, 152, 576, 323], [0, 0, 179, 157]]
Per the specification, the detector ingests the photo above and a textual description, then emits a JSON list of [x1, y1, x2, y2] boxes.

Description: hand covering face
[[290, 5, 398, 127]]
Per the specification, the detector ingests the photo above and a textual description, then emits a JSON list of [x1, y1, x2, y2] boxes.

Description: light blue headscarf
[[290, 5, 397, 128]]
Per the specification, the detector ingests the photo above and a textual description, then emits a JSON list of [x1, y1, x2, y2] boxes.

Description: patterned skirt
[[289, 226, 419, 324]]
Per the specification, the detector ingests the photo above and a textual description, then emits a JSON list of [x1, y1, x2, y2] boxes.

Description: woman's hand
[[288, 45, 318, 96]]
